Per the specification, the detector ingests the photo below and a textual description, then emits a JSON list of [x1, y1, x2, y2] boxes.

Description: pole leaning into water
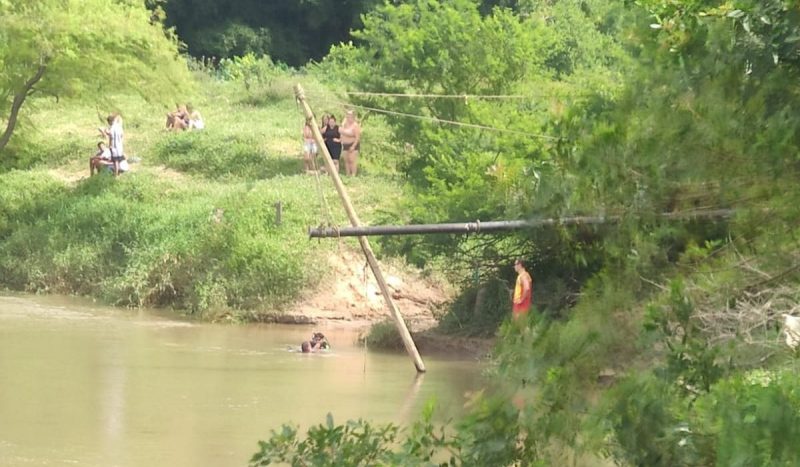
[[294, 84, 426, 373]]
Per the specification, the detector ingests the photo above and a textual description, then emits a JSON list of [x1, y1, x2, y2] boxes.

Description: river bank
[[0, 75, 445, 325]]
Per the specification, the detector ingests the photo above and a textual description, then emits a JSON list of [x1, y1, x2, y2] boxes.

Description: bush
[[1, 133, 85, 172], [250, 415, 399, 467], [438, 277, 511, 336], [153, 130, 297, 180], [695, 369, 800, 466], [597, 368, 800, 466], [361, 320, 405, 351], [218, 53, 278, 91], [251, 398, 544, 466], [0, 169, 322, 319]]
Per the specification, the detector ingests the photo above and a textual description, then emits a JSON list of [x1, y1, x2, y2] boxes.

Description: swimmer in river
[[301, 332, 330, 353]]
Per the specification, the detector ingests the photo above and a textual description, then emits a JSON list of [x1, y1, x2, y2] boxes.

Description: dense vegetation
[[151, 0, 530, 65], [253, 0, 800, 464], [3, 0, 800, 464]]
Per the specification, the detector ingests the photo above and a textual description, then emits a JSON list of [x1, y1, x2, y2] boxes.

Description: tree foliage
[[159, 0, 383, 65], [299, 1, 800, 462], [0, 0, 191, 154]]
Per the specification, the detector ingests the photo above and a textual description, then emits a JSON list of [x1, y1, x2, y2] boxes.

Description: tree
[[159, 0, 382, 65], [0, 0, 191, 154], [320, 0, 629, 282]]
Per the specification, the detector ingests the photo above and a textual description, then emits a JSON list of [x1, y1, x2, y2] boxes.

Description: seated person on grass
[[89, 141, 113, 176], [165, 104, 189, 131], [188, 105, 204, 130]]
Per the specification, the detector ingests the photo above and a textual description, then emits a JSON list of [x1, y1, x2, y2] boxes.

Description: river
[[0, 294, 484, 466]]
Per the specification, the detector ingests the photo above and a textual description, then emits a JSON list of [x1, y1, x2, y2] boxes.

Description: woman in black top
[[321, 115, 342, 172]]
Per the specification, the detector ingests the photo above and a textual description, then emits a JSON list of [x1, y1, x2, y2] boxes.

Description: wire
[[344, 91, 532, 99], [305, 126, 336, 232], [323, 99, 559, 140]]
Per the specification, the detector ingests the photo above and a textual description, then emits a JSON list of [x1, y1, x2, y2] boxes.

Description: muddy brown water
[[0, 294, 484, 466]]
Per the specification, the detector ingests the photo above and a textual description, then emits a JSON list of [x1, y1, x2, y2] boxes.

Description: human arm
[[519, 274, 532, 301]]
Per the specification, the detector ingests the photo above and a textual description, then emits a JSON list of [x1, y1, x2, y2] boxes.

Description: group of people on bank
[[89, 113, 128, 176], [165, 103, 204, 131], [89, 104, 205, 177], [303, 110, 362, 176]]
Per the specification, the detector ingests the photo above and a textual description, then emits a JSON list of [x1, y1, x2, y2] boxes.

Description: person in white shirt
[[103, 114, 125, 175], [89, 141, 113, 176], [188, 107, 204, 130]]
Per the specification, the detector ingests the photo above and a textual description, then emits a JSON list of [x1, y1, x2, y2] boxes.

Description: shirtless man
[[166, 104, 189, 131], [339, 110, 362, 176], [300, 332, 330, 353]]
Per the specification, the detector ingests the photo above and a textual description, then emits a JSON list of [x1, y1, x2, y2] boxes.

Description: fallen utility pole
[[308, 209, 735, 238], [294, 84, 426, 373]]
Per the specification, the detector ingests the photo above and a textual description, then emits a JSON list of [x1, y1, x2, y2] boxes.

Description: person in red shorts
[[512, 259, 532, 320]]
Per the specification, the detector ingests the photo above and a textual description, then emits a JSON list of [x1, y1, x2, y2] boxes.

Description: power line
[[344, 91, 532, 99], [319, 99, 558, 140]]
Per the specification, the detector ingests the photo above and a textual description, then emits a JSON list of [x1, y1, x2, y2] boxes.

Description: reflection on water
[[0, 294, 484, 467]]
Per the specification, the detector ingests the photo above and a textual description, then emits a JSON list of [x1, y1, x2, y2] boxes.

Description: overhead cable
[[324, 100, 558, 140]]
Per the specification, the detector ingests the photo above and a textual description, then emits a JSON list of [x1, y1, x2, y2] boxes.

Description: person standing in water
[[512, 259, 532, 320], [301, 332, 330, 353]]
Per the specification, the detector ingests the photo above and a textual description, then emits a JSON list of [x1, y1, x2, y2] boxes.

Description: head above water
[[301, 341, 311, 353]]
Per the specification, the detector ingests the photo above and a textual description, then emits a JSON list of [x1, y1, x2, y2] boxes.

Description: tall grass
[[0, 168, 330, 319]]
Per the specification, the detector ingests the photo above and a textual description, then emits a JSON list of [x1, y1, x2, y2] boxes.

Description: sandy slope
[[289, 249, 449, 330]]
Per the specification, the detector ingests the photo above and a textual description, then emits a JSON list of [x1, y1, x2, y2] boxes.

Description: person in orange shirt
[[512, 259, 532, 320]]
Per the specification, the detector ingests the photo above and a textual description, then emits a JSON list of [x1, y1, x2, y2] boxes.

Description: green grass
[[0, 71, 409, 320]]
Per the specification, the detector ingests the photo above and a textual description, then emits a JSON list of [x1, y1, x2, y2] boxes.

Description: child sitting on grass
[[89, 141, 113, 176]]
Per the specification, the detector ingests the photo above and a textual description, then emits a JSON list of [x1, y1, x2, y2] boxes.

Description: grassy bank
[[0, 72, 410, 320]]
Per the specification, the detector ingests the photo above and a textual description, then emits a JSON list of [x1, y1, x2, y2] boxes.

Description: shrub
[[0, 169, 321, 319], [361, 320, 405, 351], [438, 277, 511, 336], [695, 369, 800, 466], [218, 53, 277, 90], [251, 398, 544, 466], [153, 130, 297, 180]]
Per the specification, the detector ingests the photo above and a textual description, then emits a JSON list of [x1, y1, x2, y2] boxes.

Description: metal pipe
[[308, 209, 735, 238]]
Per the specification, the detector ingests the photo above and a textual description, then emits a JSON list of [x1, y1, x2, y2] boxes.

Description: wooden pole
[[294, 84, 426, 373]]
